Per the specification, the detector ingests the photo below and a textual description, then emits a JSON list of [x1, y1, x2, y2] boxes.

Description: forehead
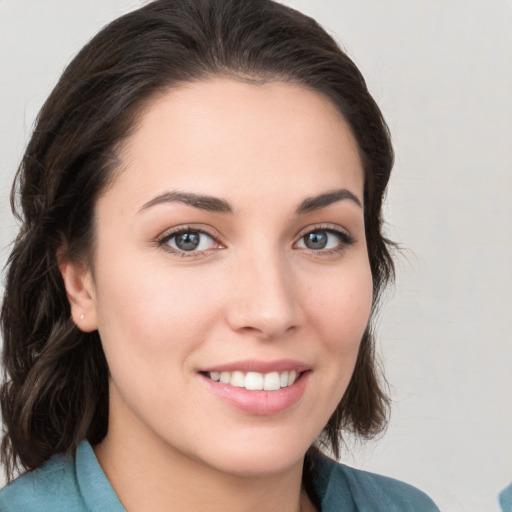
[[103, 78, 364, 212]]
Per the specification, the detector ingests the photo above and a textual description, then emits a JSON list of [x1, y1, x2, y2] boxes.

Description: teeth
[[245, 372, 263, 390], [263, 372, 281, 391], [288, 370, 298, 386], [230, 371, 245, 388], [207, 370, 302, 391]]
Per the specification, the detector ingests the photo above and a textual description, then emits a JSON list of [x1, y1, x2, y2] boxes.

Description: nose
[[225, 249, 303, 340]]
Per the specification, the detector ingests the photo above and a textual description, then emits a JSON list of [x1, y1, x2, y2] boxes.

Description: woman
[[0, 0, 439, 510]]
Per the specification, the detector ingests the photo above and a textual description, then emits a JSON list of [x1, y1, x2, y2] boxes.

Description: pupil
[[176, 232, 200, 251], [305, 231, 327, 250]]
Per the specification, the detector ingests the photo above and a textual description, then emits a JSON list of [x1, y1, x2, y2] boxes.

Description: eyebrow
[[295, 188, 363, 214], [139, 191, 233, 213], [139, 187, 362, 215]]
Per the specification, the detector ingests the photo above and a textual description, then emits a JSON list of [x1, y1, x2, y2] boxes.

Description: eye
[[159, 228, 221, 254], [295, 227, 354, 252]]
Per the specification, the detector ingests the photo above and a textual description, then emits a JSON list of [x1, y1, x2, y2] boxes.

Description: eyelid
[[154, 222, 355, 257], [294, 223, 353, 241], [156, 224, 225, 257], [293, 223, 356, 251]]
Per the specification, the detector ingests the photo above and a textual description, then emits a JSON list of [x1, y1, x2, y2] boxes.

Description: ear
[[58, 250, 98, 333]]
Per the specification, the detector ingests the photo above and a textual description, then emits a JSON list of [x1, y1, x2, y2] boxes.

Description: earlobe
[[58, 253, 98, 333]]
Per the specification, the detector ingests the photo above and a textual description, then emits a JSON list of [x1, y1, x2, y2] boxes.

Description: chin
[[196, 431, 314, 478]]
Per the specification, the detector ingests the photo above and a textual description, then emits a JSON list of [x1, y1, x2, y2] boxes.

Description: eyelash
[[157, 226, 222, 258], [295, 224, 356, 254], [156, 224, 355, 258]]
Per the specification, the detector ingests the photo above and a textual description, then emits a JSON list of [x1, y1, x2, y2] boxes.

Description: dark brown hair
[[1, 0, 394, 480]]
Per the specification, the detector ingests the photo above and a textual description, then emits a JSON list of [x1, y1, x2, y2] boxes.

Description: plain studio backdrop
[[1, 1, 511, 510]]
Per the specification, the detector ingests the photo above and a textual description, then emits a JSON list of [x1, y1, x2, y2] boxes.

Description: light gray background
[[1, 1, 511, 510]]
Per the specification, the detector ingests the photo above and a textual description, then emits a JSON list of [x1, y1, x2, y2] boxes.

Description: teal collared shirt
[[0, 441, 123, 511], [0, 441, 439, 511]]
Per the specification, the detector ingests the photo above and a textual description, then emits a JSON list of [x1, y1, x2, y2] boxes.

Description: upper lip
[[200, 359, 311, 374]]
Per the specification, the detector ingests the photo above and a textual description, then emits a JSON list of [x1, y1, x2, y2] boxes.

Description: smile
[[199, 360, 311, 414], [206, 370, 299, 391]]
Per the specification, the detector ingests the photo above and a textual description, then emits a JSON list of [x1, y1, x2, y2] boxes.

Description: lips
[[207, 370, 299, 391], [199, 360, 311, 415]]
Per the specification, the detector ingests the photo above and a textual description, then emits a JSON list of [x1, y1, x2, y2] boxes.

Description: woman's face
[[74, 78, 372, 476]]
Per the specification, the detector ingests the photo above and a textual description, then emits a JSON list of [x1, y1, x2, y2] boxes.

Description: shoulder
[[315, 455, 440, 512], [0, 451, 86, 512], [338, 464, 440, 511]]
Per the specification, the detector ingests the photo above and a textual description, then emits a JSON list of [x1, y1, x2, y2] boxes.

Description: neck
[[94, 423, 315, 512]]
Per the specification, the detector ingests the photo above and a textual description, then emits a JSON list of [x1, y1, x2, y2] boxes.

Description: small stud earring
[[80, 314, 85, 320]]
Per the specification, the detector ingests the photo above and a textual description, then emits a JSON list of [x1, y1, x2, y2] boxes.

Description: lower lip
[[199, 372, 310, 415]]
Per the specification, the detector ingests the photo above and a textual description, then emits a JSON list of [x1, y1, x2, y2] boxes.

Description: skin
[[61, 78, 373, 512]]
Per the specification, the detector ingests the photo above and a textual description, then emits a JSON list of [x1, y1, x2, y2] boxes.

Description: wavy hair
[[1, 0, 394, 480]]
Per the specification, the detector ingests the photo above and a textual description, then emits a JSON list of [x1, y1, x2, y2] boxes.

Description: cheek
[[308, 262, 373, 351], [296, 260, 373, 434], [94, 260, 220, 356], [306, 260, 373, 414], [92, 260, 222, 416], [91, 247, 235, 399]]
